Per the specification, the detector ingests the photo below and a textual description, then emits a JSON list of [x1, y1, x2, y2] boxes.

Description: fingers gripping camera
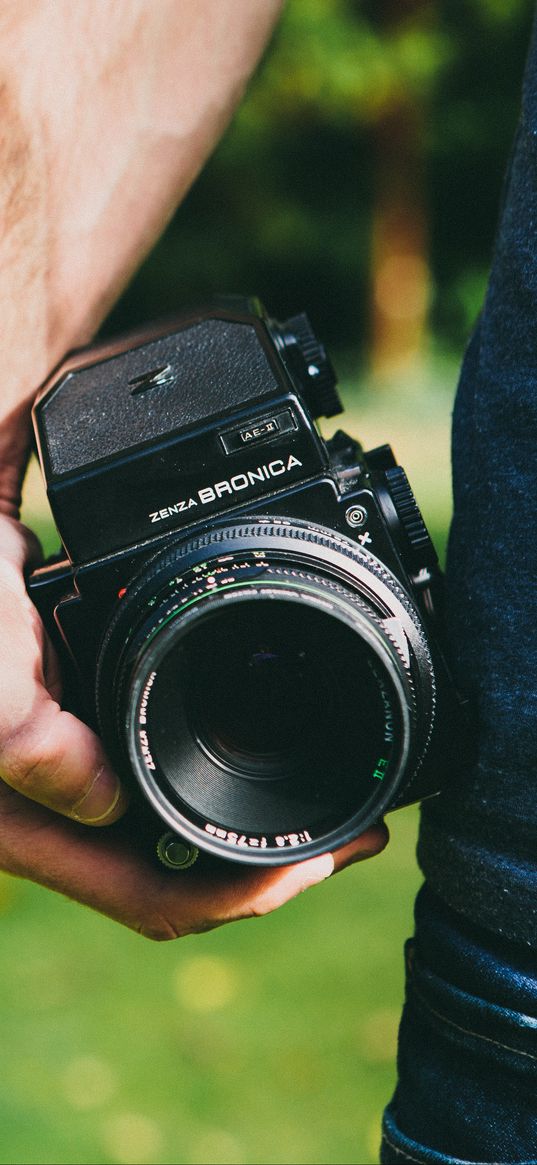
[[28, 297, 466, 867]]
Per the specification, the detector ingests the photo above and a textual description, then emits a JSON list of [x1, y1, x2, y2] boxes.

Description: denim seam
[[412, 982, 537, 1063], [381, 1129, 433, 1164], [381, 1128, 502, 1165]]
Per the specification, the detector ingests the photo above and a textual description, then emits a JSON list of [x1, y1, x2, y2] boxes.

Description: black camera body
[[29, 298, 464, 867]]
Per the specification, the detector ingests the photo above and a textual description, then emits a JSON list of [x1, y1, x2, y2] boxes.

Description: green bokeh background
[[11, 3, 534, 1163]]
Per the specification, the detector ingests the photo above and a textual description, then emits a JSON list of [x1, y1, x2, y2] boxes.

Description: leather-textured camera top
[[33, 297, 340, 563]]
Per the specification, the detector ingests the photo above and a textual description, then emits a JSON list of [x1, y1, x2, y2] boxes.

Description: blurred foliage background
[[106, 0, 532, 372], [14, 2, 534, 1163]]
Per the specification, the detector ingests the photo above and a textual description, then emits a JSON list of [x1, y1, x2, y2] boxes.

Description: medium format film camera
[[29, 297, 464, 869]]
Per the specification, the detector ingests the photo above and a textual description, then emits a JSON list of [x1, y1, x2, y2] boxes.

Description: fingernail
[[71, 766, 123, 824], [297, 853, 334, 890]]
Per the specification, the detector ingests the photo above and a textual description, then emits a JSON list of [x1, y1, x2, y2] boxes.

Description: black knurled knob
[[385, 465, 434, 556], [282, 312, 342, 419]]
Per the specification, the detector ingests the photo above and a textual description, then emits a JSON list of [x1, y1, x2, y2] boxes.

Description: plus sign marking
[[358, 531, 372, 546]]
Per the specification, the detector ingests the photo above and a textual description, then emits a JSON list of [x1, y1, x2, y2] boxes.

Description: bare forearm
[[0, 0, 282, 504]]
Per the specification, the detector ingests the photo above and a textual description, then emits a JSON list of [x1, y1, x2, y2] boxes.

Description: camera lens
[[138, 595, 399, 838], [97, 520, 435, 864]]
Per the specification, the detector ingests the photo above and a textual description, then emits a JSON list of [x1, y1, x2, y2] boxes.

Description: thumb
[[0, 695, 128, 825]]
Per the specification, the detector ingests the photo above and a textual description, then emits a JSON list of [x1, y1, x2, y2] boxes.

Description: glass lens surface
[[142, 596, 398, 838], [187, 602, 334, 776]]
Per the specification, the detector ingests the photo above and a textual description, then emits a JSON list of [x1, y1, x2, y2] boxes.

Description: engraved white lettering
[[204, 822, 270, 848], [138, 670, 157, 726], [147, 453, 303, 523], [215, 480, 233, 498], [230, 473, 249, 490], [138, 728, 156, 770]]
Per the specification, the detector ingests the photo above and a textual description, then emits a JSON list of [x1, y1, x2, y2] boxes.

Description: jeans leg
[[381, 885, 537, 1165]]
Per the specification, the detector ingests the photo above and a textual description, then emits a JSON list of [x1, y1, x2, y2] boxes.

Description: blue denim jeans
[[381, 889, 537, 1163], [381, 11, 537, 1163]]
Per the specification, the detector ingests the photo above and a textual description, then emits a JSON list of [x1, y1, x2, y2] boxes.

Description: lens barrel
[[96, 520, 435, 865]]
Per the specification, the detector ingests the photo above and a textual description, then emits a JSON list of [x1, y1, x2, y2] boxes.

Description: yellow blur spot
[[362, 1007, 399, 1063], [174, 955, 239, 1013], [102, 1113, 163, 1165], [374, 253, 430, 322], [190, 1128, 244, 1165], [62, 1055, 118, 1110]]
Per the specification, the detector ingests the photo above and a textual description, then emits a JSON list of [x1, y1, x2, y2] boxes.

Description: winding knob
[[385, 465, 435, 560], [281, 312, 342, 419]]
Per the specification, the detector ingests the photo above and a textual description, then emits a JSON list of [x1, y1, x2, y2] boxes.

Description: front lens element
[[144, 595, 397, 837]]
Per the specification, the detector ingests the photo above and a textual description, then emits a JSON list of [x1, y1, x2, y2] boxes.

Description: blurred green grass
[[13, 360, 457, 1165], [0, 808, 421, 1165]]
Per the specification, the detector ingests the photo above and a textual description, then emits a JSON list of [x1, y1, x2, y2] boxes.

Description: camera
[[28, 297, 464, 868]]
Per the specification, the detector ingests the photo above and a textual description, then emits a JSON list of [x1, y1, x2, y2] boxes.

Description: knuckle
[[0, 713, 62, 797], [243, 874, 296, 919], [136, 912, 185, 943], [248, 898, 275, 919]]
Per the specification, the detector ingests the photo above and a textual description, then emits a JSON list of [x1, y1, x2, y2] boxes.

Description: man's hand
[[0, 791, 388, 942], [0, 515, 127, 826], [0, 512, 388, 937]]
